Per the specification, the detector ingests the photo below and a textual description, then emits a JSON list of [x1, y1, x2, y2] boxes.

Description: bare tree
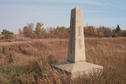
[[23, 23, 34, 37]]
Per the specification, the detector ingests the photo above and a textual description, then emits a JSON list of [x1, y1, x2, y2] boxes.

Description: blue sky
[[0, 0, 126, 33]]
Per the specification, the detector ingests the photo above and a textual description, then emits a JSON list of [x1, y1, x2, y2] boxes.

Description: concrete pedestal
[[52, 62, 103, 78]]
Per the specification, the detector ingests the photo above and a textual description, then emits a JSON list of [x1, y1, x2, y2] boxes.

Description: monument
[[52, 8, 103, 78]]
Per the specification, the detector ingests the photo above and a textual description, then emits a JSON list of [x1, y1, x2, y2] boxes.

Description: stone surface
[[68, 7, 85, 63], [52, 62, 103, 78], [52, 7, 103, 78]]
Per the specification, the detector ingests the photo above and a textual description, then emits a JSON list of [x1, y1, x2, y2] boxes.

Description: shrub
[[115, 25, 121, 33], [23, 23, 33, 37], [84, 26, 98, 37], [1, 29, 14, 35], [118, 30, 126, 37], [97, 26, 112, 37], [1, 29, 14, 39], [35, 23, 46, 35], [48, 26, 70, 38]]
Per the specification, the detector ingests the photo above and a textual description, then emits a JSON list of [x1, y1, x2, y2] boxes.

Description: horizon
[[0, 0, 126, 33]]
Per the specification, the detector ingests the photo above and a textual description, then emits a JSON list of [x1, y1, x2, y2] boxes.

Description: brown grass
[[0, 37, 126, 84]]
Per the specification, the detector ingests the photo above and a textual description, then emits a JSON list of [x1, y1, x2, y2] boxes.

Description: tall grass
[[0, 38, 126, 84]]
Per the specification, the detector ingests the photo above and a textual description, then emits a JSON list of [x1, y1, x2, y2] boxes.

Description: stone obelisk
[[68, 7, 85, 63], [52, 7, 103, 78]]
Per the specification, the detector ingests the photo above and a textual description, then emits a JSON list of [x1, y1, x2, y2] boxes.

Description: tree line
[[0, 22, 125, 39]]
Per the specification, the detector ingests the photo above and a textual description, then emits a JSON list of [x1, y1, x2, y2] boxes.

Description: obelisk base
[[52, 62, 103, 79]]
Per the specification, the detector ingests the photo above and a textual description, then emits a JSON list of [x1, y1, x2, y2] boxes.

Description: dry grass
[[0, 37, 126, 84]]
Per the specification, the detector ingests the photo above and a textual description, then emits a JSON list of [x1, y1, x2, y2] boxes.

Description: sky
[[0, 0, 126, 33]]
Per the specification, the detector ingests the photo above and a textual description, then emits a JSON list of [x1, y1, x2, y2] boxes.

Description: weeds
[[0, 38, 126, 84]]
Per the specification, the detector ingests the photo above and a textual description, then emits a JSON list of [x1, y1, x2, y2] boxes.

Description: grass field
[[0, 37, 126, 84]]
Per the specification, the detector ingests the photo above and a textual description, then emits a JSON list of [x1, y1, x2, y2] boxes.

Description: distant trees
[[35, 23, 46, 35], [112, 25, 122, 37], [20, 23, 126, 38], [119, 31, 126, 36], [18, 22, 46, 38], [84, 26, 112, 37], [84, 26, 97, 37], [21, 22, 70, 38], [115, 25, 121, 33], [1, 22, 126, 40], [23, 23, 34, 37], [2, 29, 14, 35], [48, 26, 70, 38], [97, 26, 112, 37], [1, 29, 14, 39], [17, 23, 125, 38], [115, 25, 126, 37]]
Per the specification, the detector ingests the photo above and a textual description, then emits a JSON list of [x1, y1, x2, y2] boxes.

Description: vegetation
[[35, 23, 46, 35], [1, 29, 14, 39], [0, 23, 126, 83], [20, 23, 125, 38], [23, 23, 33, 37], [84, 26, 113, 37], [1, 29, 14, 35], [115, 25, 121, 33], [0, 38, 126, 84], [2, 23, 125, 40], [47, 26, 70, 38]]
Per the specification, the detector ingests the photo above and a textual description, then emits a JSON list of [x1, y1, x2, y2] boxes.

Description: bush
[[1, 29, 14, 39], [84, 26, 112, 37], [1, 29, 14, 35], [23, 23, 34, 37], [35, 23, 46, 35], [97, 26, 112, 37], [118, 30, 126, 37], [48, 26, 70, 38], [115, 25, 121, 33], [84, 26, 98, 37]]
